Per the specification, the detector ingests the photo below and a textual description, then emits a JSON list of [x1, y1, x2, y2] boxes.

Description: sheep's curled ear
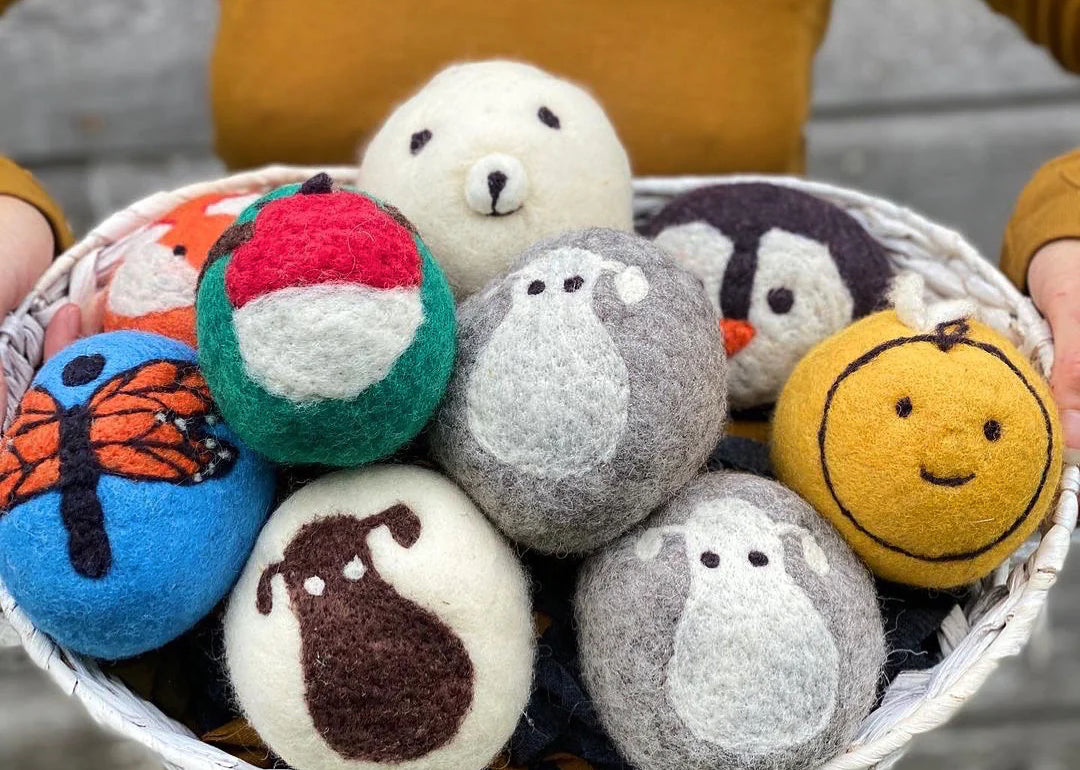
[[256, 561, 284, 615], [635, 526, 685, 560], [798, 532, 830, 576], [600, 259, 649, 306], [372, 503, 423, 549]]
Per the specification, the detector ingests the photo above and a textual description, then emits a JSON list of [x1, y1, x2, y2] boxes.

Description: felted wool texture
[[357, 60, 634, 297], [103, 192, 260, 347], [575, 472, 885, 770], [0, 331, 275, 660], [224, 464, 535, 770], [642, 183, 892, 412], [195, 177, 456, 466], [772, 310, 1064, 588], [429, 227, 727, 554]]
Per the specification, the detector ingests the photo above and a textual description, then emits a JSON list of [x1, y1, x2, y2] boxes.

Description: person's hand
[[0, 195, 56, 428], [1028, 238, 1080, 463], [0, 304, 83, 429]]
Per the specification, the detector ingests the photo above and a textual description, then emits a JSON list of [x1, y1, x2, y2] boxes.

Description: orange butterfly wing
[[88, 360, 236, 484], [0, 388, 63, 511]]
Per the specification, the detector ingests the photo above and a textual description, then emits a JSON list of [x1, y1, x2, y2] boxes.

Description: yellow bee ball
[[772, 307, 1062, 588]]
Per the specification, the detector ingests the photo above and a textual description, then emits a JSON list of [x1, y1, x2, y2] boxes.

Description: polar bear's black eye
[[538, 106, 560, 129], [767, 287, 794, 314], [409, 129, 432, 155]]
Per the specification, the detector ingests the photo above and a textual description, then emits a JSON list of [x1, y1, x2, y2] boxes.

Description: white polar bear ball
[[224, 465, 535, 770], [358, 60, 634, 297]]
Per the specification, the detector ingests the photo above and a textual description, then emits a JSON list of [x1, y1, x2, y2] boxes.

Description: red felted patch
[[224, 192, 422, 309]]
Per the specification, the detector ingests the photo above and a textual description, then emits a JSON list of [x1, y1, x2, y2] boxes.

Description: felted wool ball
[[225, 464, 535, 770], [0, 331, 275, 659], [195, 173, 456, 467], [430, 227, 727, 554], [358, 60, 634, 297], [103, 192, 262, 347], [641, 182, 893, 415], [772, 280, 1063, 588], [575, 472, 885, 770]]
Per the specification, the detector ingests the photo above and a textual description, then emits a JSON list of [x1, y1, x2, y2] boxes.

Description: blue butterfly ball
[[0, 331, 275, 659]]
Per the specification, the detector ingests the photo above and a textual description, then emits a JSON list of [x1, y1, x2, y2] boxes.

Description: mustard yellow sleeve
[[1000, 148, 1080, 290], [987, 0, 1080, 71], [0, 156, 74, 254]]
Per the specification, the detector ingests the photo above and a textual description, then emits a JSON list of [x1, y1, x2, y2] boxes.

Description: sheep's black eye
[[410, 129, 432, 155], [564, 275, 584, 293], [527, 280, 546, 295], [173, 245, 187, 257], [700, 551, 720, 568], [984, 419, 1002, 441], [538, 106, 560, 129], [896, 397, 912, 418], [748, 551, 769, 567], [767, 287, 794, 314]]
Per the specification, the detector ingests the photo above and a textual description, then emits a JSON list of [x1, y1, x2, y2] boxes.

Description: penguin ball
[[430, 227, 727, 554], [225, 464, 535, 770], [575, 472, 885, 770], [0, 331, 275, 659], [195, 173, 456, 466], [643, 182, 892, 413], [772, 307, 1063, 588]]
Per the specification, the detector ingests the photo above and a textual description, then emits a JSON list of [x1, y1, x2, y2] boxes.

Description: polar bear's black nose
[[487, 171, 508, 205]]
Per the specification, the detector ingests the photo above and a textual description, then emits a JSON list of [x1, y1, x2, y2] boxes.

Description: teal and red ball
[[195, 174, 457, 466]]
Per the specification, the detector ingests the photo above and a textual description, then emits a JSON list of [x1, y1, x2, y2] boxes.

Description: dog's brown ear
[[370, 503, 423, 549], [256, 561, 284, 615]]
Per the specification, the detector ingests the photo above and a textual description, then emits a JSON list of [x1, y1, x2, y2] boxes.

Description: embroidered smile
[[919, 467, 975, 488]]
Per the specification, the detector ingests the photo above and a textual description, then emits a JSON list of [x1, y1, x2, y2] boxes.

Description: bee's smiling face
[[820, 326, 1055, 568]]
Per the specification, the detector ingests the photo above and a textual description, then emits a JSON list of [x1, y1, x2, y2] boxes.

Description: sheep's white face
[[358, 61, 633, 297], [683, 501, 791, 590], [506, 247, 608, 316]]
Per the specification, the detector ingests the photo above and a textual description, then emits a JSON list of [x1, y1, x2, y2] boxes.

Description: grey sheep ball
[[576, 472, 885, 770], [430, 227, 727, 554]]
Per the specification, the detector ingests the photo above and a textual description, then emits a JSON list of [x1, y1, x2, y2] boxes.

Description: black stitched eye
[[767, 287, 794, 314], [409, 129, 432, 155], [564, 275, 584, 293], [748, 551, 769, 567], [983, 419, 1002, 441], [527, 280, 545, 295], [896, 397, 913, 418], [700, 551, 720, 568], [173, 245, 187, 257], [538, 106, 560, 129]]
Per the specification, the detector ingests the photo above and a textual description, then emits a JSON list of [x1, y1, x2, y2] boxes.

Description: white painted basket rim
[[0, 166, 1075, 770]]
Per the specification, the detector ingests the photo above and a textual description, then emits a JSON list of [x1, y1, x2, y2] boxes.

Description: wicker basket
[[1, 166, 1077, 770]]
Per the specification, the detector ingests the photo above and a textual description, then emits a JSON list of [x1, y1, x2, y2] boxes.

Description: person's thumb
[[1042, 296, 1080, 463]]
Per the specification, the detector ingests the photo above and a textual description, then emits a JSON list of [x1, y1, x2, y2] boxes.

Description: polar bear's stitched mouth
[[487, 204, 523, 218]]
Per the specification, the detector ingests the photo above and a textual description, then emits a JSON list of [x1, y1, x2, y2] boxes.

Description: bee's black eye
[[767, 287, 794, 314], [538, 106, 560, 129], [896, 397, 913, 418], [984, 419, 1002, 441], [410, 129, 432, 155]]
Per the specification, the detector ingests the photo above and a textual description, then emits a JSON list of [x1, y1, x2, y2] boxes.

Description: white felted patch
[[225, 465, 535, 770], [357, 60, 633, 297], [889, 272, 976, 332], [466, 247, 631, 478], [652, 221, 732, 308], [613, 265, 649, 304], [232, 284, 422, 403], [107, 224, 198, 316], [303, 576, 325, 596], [204, 192, 261, 218], [656, 499, 838, 753]]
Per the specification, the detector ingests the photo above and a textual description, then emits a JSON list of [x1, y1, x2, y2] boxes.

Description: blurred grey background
[[1, 0, 1079, 768]]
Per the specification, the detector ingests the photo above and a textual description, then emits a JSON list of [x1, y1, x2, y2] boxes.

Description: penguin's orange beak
[[719, 318, 755, 357]]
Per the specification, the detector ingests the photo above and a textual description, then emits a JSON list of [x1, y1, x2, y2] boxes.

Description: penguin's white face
[[655, 223, 853, 410]]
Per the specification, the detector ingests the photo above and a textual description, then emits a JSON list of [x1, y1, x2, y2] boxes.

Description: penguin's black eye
[[984, 419, 1002, 441], [409, 129, 432, 155], [527, 280, 546, 295], [700, 551, 720, 568], [896, 397, 913, 418], [538, 106, 560, 129], [62, 354, 106, 387], [564, 275, 584, 293], [173, 245, 187, 257], [748, 551, 769, 567], [767, 287, 794, 314]]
